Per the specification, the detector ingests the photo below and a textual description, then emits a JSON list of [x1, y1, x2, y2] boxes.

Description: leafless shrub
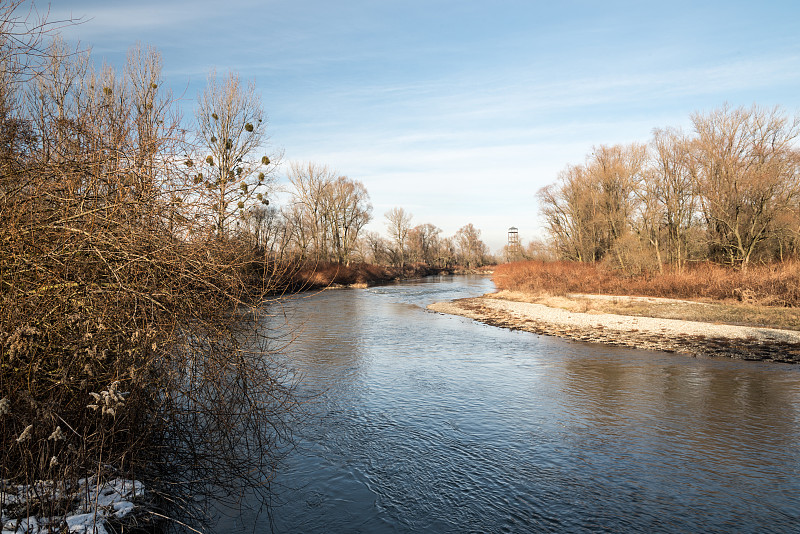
[[1, 5, 298, 530]]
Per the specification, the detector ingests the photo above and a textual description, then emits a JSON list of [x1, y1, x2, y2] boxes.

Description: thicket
[[1, 4, 295, 530]]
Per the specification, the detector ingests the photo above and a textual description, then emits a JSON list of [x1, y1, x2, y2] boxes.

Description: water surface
[[218, 275, 800, 533]]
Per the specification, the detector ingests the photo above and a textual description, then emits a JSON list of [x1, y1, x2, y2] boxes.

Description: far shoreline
[[428, 294, 800, 363]]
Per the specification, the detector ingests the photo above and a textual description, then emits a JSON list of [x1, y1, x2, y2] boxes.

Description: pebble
[[428, 297, 800, 363]]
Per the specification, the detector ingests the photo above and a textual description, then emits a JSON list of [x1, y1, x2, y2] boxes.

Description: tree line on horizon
[[241, 165, 493, 269], [536, 104, 800, 272]]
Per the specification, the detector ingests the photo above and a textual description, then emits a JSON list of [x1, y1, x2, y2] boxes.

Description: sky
[[51, 0, 800, 251]]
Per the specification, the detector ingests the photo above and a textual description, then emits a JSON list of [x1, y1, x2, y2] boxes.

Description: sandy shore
[[428, 295, 800, 363]]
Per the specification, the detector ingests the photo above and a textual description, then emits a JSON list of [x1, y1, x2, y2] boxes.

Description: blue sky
[[54, 0, 800, 251]]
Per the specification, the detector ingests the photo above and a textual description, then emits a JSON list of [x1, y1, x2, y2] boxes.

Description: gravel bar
[[428, 297, 800, 363]]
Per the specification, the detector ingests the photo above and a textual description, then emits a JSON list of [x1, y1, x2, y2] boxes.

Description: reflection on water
[[215, 275, 800, 533]]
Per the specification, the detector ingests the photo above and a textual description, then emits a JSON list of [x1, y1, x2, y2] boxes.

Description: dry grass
[[494, 261, 800, 307], [492, 261, 800, 330], [491, 291, 800, 331]]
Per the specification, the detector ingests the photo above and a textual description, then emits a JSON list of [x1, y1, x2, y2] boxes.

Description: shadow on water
[[213, 275, 800, 533]]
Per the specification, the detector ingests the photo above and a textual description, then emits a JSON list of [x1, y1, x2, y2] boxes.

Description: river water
[[217, 275, 800, 533]]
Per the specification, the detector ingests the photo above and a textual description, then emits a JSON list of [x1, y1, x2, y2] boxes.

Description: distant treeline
[[537, 105, 800, 271], [243, 165, 494, 269]]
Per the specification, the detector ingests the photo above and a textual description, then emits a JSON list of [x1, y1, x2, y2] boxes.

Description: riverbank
[[289, 261, 454, 290], [428, 292, 800, 362]]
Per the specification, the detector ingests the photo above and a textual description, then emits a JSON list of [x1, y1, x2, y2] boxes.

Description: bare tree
[[286, 161, 335, 258], [360, 230, 391, 264], [241, 204, 283, 253], [455, 223, 488, 268], [642, 127, 699, 270], [523, 238, 556, 262], [285, 162, 372, 263], [692, 104, 800, 268], [0, 0, 77, 82], [589, 143, 646, 270], [438, 235, 457, 268], [770, 188, 800, 262], [194, 70, 274, 237], [385, 206, 412, 268], [25, 36, 88, 167], [126, 42, 184, 210], [407, 222, 442, 265], [538, 164, 603, 262], [321, 175, 372, 265]]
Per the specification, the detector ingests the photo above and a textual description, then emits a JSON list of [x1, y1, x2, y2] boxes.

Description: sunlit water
[[215, 275, 800, 533]]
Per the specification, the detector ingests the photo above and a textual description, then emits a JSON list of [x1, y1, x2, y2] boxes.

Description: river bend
[[216, 275, 800, 533]]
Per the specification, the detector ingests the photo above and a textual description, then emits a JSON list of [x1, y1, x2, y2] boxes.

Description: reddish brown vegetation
[[290, 261, 445, 289], [494, 261, 800, 307]]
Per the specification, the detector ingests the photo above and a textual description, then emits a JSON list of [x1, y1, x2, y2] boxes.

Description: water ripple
[[215, 276, 800, 533]]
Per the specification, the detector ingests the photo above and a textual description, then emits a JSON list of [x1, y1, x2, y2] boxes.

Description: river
[[215, 275, 800, 533]]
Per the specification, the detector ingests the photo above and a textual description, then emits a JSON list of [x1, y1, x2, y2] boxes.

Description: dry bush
[[1, 219, 297, 527], [494, 260, 800, 307], [0, 163, 298, 528], [1, 12, 297, 530], [494, 261, 614, 296]]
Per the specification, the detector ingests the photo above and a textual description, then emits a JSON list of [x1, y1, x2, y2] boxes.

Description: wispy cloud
[[47, 0, 800, 250], [53, 1, 206, 36]]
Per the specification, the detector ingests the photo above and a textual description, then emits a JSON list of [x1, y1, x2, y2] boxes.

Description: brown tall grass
[[494, 261, 800, 307]]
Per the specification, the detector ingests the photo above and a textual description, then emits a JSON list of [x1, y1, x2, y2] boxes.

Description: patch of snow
[[1, 478, 145, 534], [66, 513, 108, 534], [2, 515, 39, 534]]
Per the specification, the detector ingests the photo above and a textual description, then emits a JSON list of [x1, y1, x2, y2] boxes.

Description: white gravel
[[428, 297, 800, 358]]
